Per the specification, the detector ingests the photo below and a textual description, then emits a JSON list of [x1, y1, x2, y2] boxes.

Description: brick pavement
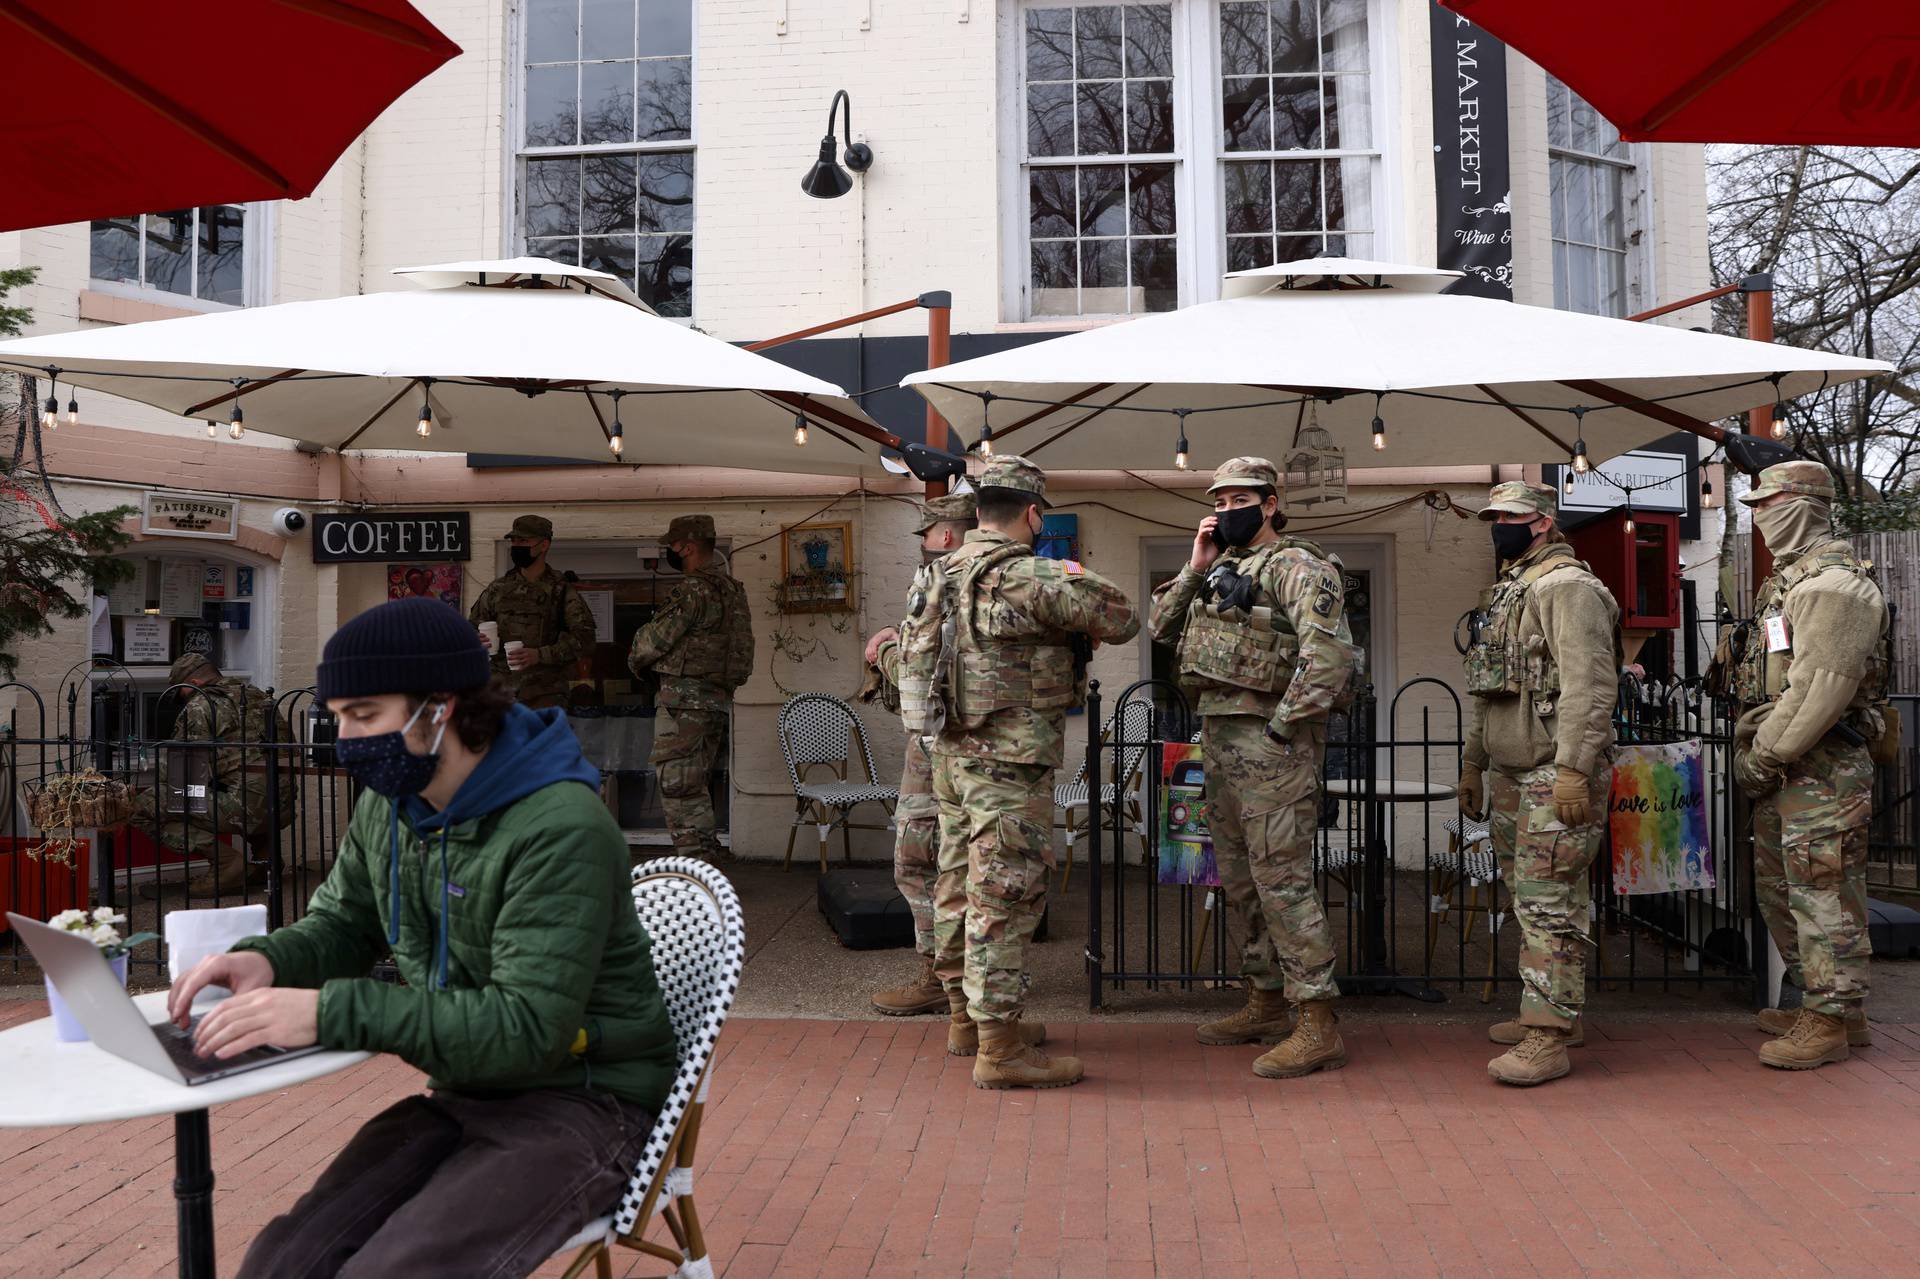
[[2, 1008, 1919, 1277]]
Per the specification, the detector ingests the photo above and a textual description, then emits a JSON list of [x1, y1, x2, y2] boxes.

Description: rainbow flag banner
[[1608, 740, 1713, 895], [1157, 743, 1220, 886]]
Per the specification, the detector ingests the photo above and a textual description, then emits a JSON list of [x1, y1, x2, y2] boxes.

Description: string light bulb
[[1770, 399, 1790, 440], [41, 387, 58, 430], [1173, 409, 1190, 470], [1700, 473, 1714, 506], [1571, 438, 1591, 475], [1370, 393, 1386, 451], [1563, 469, 1575, 498], [977, 391, 996, 456], [416, 378, 434, 438], [608, 389, 625, 457], [1623, 503, 1635, 537], [228, 403, 245, 440], [793, 412, 808, 447], [206, 420, 218, 439]]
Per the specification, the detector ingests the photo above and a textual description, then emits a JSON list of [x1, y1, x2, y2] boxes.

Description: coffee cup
[[504, 640, 525, 663], [477, 621, 499, 653]]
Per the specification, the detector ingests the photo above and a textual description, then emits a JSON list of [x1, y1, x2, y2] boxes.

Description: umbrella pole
[[925, 297, 951, 499]]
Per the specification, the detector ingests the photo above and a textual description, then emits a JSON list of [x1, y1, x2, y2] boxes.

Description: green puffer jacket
[[234, 708, 677, 1112]]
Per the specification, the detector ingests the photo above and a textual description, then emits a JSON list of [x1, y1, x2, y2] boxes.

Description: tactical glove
[[1734, 747, 1786, 800], [1552, 766, 1593, 827], [1458, 762, 1484, 820]]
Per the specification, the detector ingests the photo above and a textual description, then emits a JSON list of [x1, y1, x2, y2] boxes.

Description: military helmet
[[1738, 460, 1836, 505], [1206, 456, 1280, 495], [976, 455, 1049, 508], [1476, 480, 1558, 523], [913, 492, 976, 533]]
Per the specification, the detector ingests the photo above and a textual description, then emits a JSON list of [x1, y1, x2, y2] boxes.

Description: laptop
[[9, 912, 324, 1085]]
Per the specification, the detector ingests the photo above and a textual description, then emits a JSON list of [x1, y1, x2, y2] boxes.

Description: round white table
[[0, 991, 369, 1278]]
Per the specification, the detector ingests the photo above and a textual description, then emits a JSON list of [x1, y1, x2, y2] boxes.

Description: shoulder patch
[[1310, 582, 1341, 623], [1061, 559, 1084, 575]]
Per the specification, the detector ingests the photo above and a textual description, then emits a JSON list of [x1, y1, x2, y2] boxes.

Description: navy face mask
[[336, 699, 447, 798]]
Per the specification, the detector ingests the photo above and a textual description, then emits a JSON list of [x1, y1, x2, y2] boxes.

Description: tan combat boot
[[1487, 1027, 1572, 1086], [971, 1021, 1083, 1090], [1757, 1008, 1851, 1069], [1756, 1005, 1870, 1047], [1490, 1015, 1584, 1047], [870, 957, 947, 1016], [946, 991, 1046, 1056], [1251, 1000, 1346, 1079], [1196, 987, 1292, 1046]]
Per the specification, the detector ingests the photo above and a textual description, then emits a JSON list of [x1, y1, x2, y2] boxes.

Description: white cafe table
[[0, 991, 369, 1278]]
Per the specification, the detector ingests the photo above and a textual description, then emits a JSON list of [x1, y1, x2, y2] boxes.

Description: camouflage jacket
[[1147, 536, 1355, 735], [1462, 541, 1618, 779], [164, 678, 295, 819], [626, 566, 753, 713], [922, 530, 1139, 768], [469, 567, 597, 705]]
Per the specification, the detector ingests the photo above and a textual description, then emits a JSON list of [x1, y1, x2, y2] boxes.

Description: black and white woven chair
[[778, 693, 898, 873], [553, 857, 746, 1279], [1430, 815, 1501, 976], [1054, 697, 1156, 892]]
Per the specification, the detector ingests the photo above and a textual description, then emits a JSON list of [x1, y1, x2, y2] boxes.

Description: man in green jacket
[[168, 597, 677, 1277]]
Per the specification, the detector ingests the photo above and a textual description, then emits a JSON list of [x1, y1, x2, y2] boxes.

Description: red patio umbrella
[[1439, 0, 1920, 145], [0, 0, 460, 232]]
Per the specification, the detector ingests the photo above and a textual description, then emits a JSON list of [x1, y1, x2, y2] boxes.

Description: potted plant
[[43, 908, 158, 1042]]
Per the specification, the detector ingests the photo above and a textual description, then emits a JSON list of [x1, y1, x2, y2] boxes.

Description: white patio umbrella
[[902, 258, 1891, 473], [0, 258, 899, 475]]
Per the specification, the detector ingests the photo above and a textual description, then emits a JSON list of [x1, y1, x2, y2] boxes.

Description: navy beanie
[[317, 598, 492, 702]]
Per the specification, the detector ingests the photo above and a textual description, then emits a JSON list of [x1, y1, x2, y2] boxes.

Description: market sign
[[141, 492, 238, 540], [1556, 450, 1690, 514], [1429, 3, 1511, 299], [311, 511, 471, 564]]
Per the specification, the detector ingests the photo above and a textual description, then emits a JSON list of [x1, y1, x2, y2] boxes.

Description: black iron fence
[[1868, 693, 1920, 893], [1081, 675, 1765, 1012], [1, 665, 348, 981]]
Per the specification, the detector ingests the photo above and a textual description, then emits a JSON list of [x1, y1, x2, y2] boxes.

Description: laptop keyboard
[[157, 1016, 288, 1077]]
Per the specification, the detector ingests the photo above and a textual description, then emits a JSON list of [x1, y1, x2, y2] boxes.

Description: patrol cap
[[1738, 459, 1836, 506], [976, 455, 1050, 508], [913, 492, 976, 533], [1206, 456, 1280, 495], [661, 513, 717, 544], [1476, 480, 1558, 523], [509, 514, 553, 540], [168, 653, 217, 685]]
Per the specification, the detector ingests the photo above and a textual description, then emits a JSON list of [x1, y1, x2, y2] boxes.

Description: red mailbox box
[[1567, 508, 1681, 631]]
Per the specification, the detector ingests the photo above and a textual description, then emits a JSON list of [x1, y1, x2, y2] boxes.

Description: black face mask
[[663, 547, 685, 573], [1211, 504, 1268, 550], [509, 545, 536, 570], [1491, 522, 1536, 563]]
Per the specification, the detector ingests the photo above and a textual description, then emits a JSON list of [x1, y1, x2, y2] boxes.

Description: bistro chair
[[1054, 697, 1156, 894], [554, 857, 746, 1279], [1431, 815, 1500, 976], [778, 694, 898, 873]]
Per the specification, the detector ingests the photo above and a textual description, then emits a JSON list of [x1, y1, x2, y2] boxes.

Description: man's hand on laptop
[[191, 986, 320, 1059], [168, 952, 276, 1029]]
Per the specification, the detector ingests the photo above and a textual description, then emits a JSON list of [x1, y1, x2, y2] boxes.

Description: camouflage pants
[[930, 752, 1054, 1025], [1750, 736, 1873, 1017], [132, 792, 273, 887], [893, 735, 939, 958], [1489, 763, 1608, 1029], [654, 706, 726, 858], [1203, 716, 1338, 1004]]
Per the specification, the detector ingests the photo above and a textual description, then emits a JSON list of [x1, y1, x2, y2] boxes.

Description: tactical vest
[[1463, 552, 1595, 698], [1722, 540, 1891, 708], [1177, 542, 1298, 695], [653, 570, 755, 690], [898, 540, 1077, 734]]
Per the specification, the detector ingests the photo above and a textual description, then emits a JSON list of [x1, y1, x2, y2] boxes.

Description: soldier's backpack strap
[[951, 540, 1036, 653]]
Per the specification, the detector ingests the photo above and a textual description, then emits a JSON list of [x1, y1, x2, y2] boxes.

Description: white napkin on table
[[165, 903, 269, 985]]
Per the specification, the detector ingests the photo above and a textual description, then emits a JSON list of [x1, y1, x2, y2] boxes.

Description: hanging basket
[[23, 770, 136, 833]]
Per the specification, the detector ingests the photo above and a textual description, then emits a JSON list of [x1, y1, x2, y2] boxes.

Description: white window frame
[[87, 204, 273, 312], [999, 0, 1393, 325], [1546, 76, 1651, 319], [505, 0, 699, 321]]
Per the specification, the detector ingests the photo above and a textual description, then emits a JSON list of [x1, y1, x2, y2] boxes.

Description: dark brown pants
[[237, 1088, 654, 1279]]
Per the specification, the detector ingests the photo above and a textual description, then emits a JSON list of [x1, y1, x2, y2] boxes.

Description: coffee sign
[[311, 511, 471, 564], [142, 492, 238, 540]]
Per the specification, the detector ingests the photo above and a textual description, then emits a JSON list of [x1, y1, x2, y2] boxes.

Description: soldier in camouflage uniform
[[1459, 481, 1619, 1087], [1715, 461, 1890, 1069], [1147, 457, 1357, 1079], [865, 492, 977, 1016], [469, 514, 598, 711], [897, 456, 1138, 1089], [136, 653, 296, 899], [628, 514, 755, 860]]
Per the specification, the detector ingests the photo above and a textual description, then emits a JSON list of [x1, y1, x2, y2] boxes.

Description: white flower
[[87, 923, 122, 949], [90, 907, 125, 926], [49, 909, 88, 931]]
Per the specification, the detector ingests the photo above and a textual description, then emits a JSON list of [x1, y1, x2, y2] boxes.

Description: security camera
[[271, 507, 307, 536]]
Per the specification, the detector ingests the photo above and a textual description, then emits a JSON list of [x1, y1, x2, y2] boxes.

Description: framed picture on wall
[[388, 563, 463, 609], [779, 521, 855, 613]]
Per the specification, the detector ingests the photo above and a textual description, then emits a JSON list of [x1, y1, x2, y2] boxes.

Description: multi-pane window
[[519, 0, 694, 316], [1023, 4, 1179, 317], [1219, 0, 1372, 269], [1548, 76, 1637, 317], [89, 207, 248, 306]]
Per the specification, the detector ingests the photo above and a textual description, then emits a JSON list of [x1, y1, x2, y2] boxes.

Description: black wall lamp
[[801, 89, 873, 199]]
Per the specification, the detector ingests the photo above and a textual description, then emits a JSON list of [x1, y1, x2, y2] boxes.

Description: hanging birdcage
[[1283, 414, 1348, 508]]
